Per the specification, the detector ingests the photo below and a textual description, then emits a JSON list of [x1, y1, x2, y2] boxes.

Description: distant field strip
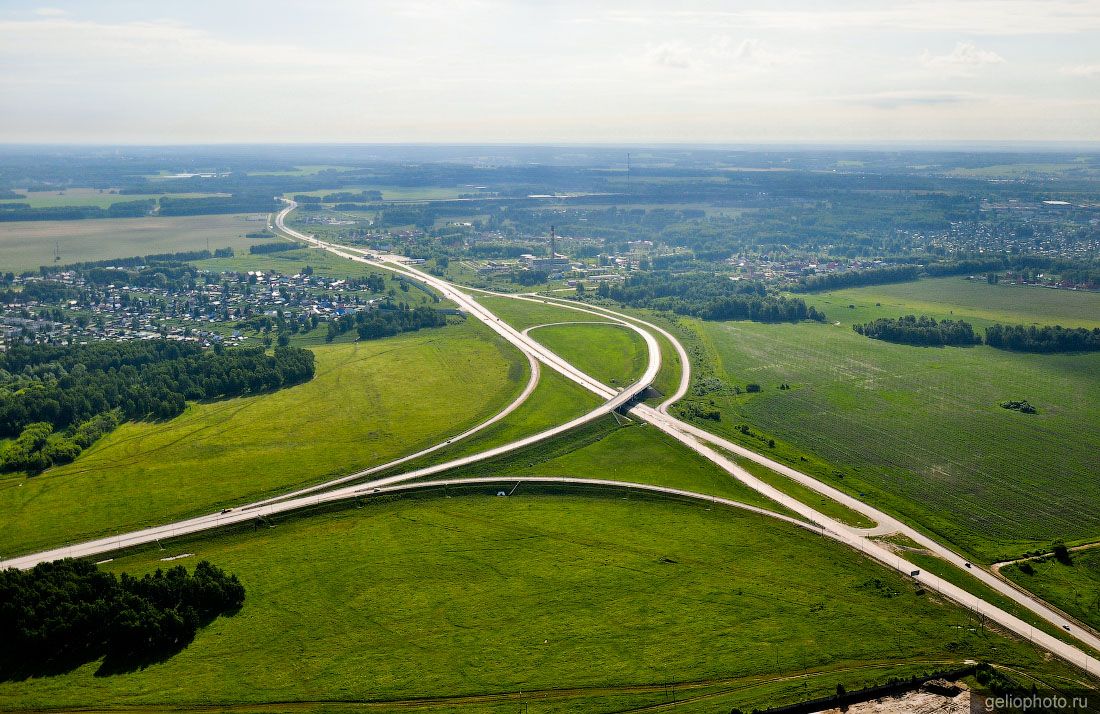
[[0, 214, 270, 271], [0, 188, 224, 209], [812, 277, 1100, 330]]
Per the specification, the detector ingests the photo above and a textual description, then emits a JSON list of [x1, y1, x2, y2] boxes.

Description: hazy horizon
[[1, 0, 1099, 144]]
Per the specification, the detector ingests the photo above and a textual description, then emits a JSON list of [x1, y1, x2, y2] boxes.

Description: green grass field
[[530, 322, 648, 388], [1003, 548, 1100, 631], [946, 162, 1095, 178], [0, 494, 1081, 712], [430, 411, 784, 511], [0, 188, 226, 209], [430, 367, 603, 463], [0, 214, 271, 272], [247, 165, 355, 177], [809, 277, 1100, 330], [288, 185, 469, 201], [730, 455, 875, 529], [679, 316, 1100, 562], [473, 294, 610, 330], [0, 322, 524, 557]]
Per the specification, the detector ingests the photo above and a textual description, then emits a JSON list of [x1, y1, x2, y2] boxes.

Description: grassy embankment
[[529, 321, 648, 388], [671, 277, 1100, 562], [0, 320, 524, 557], [0, 494, 1088, 712]]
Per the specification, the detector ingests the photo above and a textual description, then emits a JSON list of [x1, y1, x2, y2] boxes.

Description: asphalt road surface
[[3, 200, 1096, 678]]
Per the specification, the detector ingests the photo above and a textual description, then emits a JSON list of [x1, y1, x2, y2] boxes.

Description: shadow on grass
[[0, 604, 243, 681]]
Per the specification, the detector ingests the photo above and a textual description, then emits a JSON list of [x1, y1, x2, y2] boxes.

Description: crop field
[[0, 322, 525, 556], [530, 322, 648, 388], [809, 277, 1100, 330], [1003, 548, 1100, 631], [0, 214, 270, 272], [0, 188, 225, 209], [682, 317, 1100, 562], [0, 494, 1079, 712]]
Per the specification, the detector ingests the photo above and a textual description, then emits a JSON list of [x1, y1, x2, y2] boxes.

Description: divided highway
[[3, 200, 1097, 681]]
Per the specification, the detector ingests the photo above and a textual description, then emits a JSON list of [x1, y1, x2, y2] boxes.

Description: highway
[[3, 199, 1097, 680], [514, 291, 1100, 671], [260, 201, 1100, 673]]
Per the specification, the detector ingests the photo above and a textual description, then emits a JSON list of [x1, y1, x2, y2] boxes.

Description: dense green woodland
[[854, 316, 981, 347], [853, 316, 1100, 352], [0, 559, 243, 678], [0, 341, 315, 472], [326, 304, 449, 342], [600, 272, 825, 323], [985, 323, 1100, 352], [248, 241, 297, 254], [0, 195, 277, 222]]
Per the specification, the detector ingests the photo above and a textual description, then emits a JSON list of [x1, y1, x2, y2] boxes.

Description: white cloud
[[920, 42, 1005, 75], [0, 17, 400, 83], [718, 38, 798, 69], [647, 42, 695, 70], [845, 90, 980, 109], [590, 2, 1100, 35], [647, 37, 799, 73], [1060, 63, 1100, 77], [0, 3, 1098, 143]]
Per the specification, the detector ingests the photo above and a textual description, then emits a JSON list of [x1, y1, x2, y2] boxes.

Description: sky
[[1, 0, 1099, 144]]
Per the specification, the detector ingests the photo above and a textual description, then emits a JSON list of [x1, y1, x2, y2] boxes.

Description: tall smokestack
[[550, 225, 556, 258]]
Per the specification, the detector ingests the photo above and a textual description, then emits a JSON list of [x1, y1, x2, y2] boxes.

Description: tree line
[[985, 323, 1100, 352], [853, 316, 1100, 352], [325, 304, 449, 342], [793, 265, 922, 292], [43, 248, 232, 275], [792, 257, 1100, 293], [0, 341, 315, 472], [0, 559, 244, 678], [0, 193, 277, 221], [248, 241, 299, 255], [599, 272, 826, 324], [853, 315, 981, 347]]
